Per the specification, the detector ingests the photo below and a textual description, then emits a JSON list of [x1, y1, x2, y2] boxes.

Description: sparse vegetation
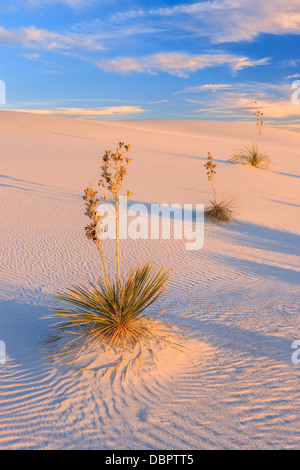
[[229, 101, 272, 169], [204, 152, 237, 224], [204, 194, 237, 224], [230, 143, 272, 169], [44, 142, 183, 377]]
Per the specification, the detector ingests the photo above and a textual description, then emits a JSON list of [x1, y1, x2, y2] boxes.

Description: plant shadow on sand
[[222, 221, 300, 257], [0, 174, 49, 187], [220, 253, 300, 286], [1, 295, 296, 379], [1, 297, 187, 382], [271, 170, 300, 179], [156, 150, 234, 165], [0, 299, 48, 369], [0, 174, 81, 199], [189, 318, 296, 366], [270, 199, 300, 208]]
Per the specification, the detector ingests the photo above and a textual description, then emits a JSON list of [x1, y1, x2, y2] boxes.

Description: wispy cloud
[[97, 52, 269, 77], [186, 83, 300, 121], [13, 106, 146, 118], [175, 84, 231, 94], [286, 73, 300, 80], [0, 25, 104, 51], [109, 0, 300, 43], [21, 0, 95, 8], [150, 99, 168, 104], [193, 95, 300, 120], [171, 80, 299, 127]]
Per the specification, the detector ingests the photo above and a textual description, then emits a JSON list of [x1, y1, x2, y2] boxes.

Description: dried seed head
[[204, 152, 217, 177], [98, 142, 133, 201]]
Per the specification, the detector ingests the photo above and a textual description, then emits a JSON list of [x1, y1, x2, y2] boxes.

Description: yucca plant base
[[43, 263, 185, 378], [204, 195, 237, 224], [229, 144, 272, 169]]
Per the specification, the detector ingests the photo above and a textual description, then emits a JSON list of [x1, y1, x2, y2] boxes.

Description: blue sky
[[0, 0, 300, 128]]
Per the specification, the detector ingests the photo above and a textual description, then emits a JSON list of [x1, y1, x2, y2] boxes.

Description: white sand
[[0, 110, 300, 449]]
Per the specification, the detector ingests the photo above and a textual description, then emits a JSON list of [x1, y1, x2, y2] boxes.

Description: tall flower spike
[[98, 142, 133, 286], [254, 101, 264, 149], [204, 152, 217, 201], [83, 183, 108, 285]]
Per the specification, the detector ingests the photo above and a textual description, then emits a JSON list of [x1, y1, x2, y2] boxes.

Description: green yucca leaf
[[42, 262, 176, 367], [229, 144, 272, 169], [205, 194, 238, 224]]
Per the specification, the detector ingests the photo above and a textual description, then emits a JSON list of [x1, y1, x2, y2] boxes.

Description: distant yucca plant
[[229, 101, 272, 169], [43, 143, 183, 376], [204, 152, 237, 224], [229, 143, 272, 169], [204, 194, 237, 224]]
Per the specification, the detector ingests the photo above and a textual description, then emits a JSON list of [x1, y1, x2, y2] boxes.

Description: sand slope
[[0, 110, 300, 449]]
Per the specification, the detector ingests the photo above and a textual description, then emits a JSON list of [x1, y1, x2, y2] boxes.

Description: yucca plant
[[229, 101, 272, 169], [230, 143, 272, 169], [43, 263, 181, 372], [204, 152, 237, 224], [43, 143, 183, 377], [204, 194, 237, 224]]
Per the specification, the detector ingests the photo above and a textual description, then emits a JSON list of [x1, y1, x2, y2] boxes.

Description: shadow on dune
[[0, 174, 81, 199], [271, 170, 300, 179], [270, 199, 300, 208], [0, 183, 30, 191], [220, 253, 300, 286], [222, 220, 300, 257], [154, 150, 233, 165], [190, 318, 296, 366], [0, 299, 52, 369], [0, 174, 49, 187], [46, 130, 99, 141]]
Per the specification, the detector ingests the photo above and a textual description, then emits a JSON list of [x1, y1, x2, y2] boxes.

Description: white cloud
[[191, 91, 300, 120], [286, 74, 300, 80], [175, 84, 231, 94], [150, 99, 168, 104], [97, 52, 269, 77], [0, 25, 103, 51], [13, 106, 146, 118], [174, 80, 299, 125], [110, 0, 300, 43]]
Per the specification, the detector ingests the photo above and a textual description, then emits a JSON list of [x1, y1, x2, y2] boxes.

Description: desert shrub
[[229, 143, 272, 169], [229, 101, 272, 169], [43, 143, 184, 377], [204, 194, 237, 224], [204, 152, 237, 224]]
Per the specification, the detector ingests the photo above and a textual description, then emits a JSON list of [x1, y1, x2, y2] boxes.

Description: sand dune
[[0, 110, 300, 449]]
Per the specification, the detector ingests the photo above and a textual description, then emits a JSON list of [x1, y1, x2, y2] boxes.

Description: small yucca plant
[[230, 143, 272, 169], [204, 194, 237, 224], [204, 152, 237, 224], [43, 143, 183, 377], [229, 101, 272, 169]]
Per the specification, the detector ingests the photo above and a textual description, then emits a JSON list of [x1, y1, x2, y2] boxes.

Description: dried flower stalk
[[98, 142, 133, 286], [83, 142, 133, 286], [254, 101, 264, 151], [83, 184, 109, 285], [204, 152, 217, 201]]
